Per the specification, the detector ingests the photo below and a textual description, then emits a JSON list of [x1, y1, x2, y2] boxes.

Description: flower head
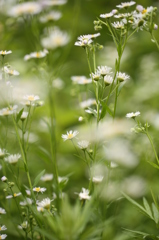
[[75, 33, 100, 47], [4, 66, 19, 76], [1, 176, 7, 182], [126, 111, 140, 118], [97, 66, 112, 76], [37, 197, 52, 209], [5, 154, 21, 165], [24, 49, 48, 61], [92, 175, 104, 183], [8, 2, 42, 17], [117, 72, 130, 82], [78, 188, 91, 200], [116, 1, 136, 9], [33, 187, 47, 193], [20, 198, 33, 206], [100, 12, 114, 19], [0, 149, 6, 159], [0, 208, 6, 215], [40, 174, 53, 182], [0, 50, 12, 56], [0, 234, 7, 239], [0, 105, 18, 116], [112, 21, 124, 29], [0, 225, 7, 231], [6, 192, 21, 199], [39, 10, 62, 23], [71, 76, 92, 85], [62, 130, 79, 141], [77, 140, 90, 150], [104, 75, 113, 86], [23, 95, 40, 102]]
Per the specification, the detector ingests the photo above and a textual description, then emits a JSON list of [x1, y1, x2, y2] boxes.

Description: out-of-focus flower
[[78, 188, 91, 200], [20, 112, 28, 120], [77, 140, 89, 150], [100, 12, 114, 19], [18, 221, 28, 230], [33, 187, 46, 193], [39, 10, 62, 23], [75, 33, 100, 47], [78, 116, 83, 122], [20, 198, 33, 206], [40, 174, 53, 182], [23, 95, 40, 102], [8, 2, 42, 17], [26, 190, 31, 196], [71, 76, 92, 85], [80, 99, 96, 109], [104, 75, 113, 86], [62, 130, 79, 141], [41, 27, 70, 49], [116, 1, 136, 9], [39, 0, 67, 7], [0, 149, 6, 159], [5, 154, 21, 165], [37, 206, 44, 212], [37, 197, 52, 209], [0, 234, 7, 239], [0, 208, 6, 214], [6, 192, 21, 199], [0, 225, 7, 231], [92, 175, 104, 183], [1, 176, 7, 182], [112, 21, 124, 29], [0, 50, 12, 56], [91, 70, 101, 81], [97, 66, 112, 76], [4, 66, 19, 76], [117, 72, 130, 82], [126, 111, 140, 118], [24, 49, 48, 61], [0, 105, 18, 116], [52, 78, 65, 89]]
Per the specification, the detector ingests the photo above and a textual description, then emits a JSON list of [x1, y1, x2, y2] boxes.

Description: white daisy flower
[[26, 190, 31, 196], [33, 187, 47, 193], [6, 192, 21, 199], [92, 175, 104, 183], [91, 70, 101, 81], [126, 111, 140, 118], [1, 176, 7, 182], [0, 208, 6, 214], [20, 198, 33, 206], [39, 10, 62, 23], [0, 50, 12, 56], [20, 112, 28, 120], [0, 234, 7, 239], [40, 174, 53, 182], [112, 21, 124, 29], [40, 0, 67, 7], [0, 105, 18, 116], [37, 197, 52, 209], [80, 99, 96, 109], [24, 50, 48, 61], [8, 2, 42, 17], [52, 78, 65, 89], [18, 221, 28, 230], [37, 206, 44, 212], [78, 188, 91, 200], [4, 66, 19, 76], [116, 1, 136, 9], [5, 153, 21, 165], [75, 35, 93, 47], [41, 27, 70, 49], [0, 225, 7, 231], [61, 130, 79, 141], [97, 66, 112, 76], [71, 76, 88, 84], [100, 12, 114, 19], [23, 95, 40, 102], [0, 149, 6, 159], [77, 140, 90, 150], [117, 72, 130, 82], [78, 116, 83, 122], [104, 75, 113, 86]]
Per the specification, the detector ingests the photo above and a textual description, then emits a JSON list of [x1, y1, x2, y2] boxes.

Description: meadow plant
[[0, 0, 158, 239]]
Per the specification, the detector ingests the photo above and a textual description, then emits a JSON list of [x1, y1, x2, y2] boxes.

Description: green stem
[[151, 32, 159, 50], [146, 131, 159, 166]]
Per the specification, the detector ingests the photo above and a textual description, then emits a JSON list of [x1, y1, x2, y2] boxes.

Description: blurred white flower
[[62, 130, 79, 141], [20, 198, 33, 206], [40, 173, 53, 182], [78, 188, 91, 200], [4, 66, 19, 76], [116, 1, 136, 9], [0, 105, 18, 116], [0, 234, 7, 239], [0, 149, 6, 159], [75, 33, 100, 47], [104, 75, 113, 86], [8, 2, 42, 17], [37, 197, 52, 209], [24, 50, 48, 61], [126, 111, 140, 118], [1, 176, 7, 182], [39, 0, 67, 7], [6, 192, 21, 199], [92, 175, 104, 183], [33, 187, 47, 193], [39, 10, 62, 23], [41, 27, 70, 49], [23, 95, 40, 102], [97, 66, 112, 76], [117, 72, 130, 82], [77, 140, 89, 150], [71, 76, 92, 85], [52, 78, 65, 89], [0, 50, 12, 56], [5, 153, 21, 165], [0, 208, 6, 214], [20, 111, 28, 120], [100, 12, 114, 19], [80, 99, 96, 109], [112, 21, 124, 29], [0, 225, 7, 231], [18, 221, 28, 230]]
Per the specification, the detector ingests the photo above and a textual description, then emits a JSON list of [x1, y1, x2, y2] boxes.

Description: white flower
[[112, 21, 124, 29], [52, 78, 65, 89], [0, 105, 18, 116], [37, 197, 52, 209], [71, 76, 92, 85], [92, 175, 104, 183], [78, 116, 83, 122], [80, 99, 96, 109], [33, 187, 47, 193], [126, 111, 140, 118], [62, 130, 79, 141], [0, 50, 12, 56], [1, 176, 7, 182], [116, 1, 136, 9], [78, 188, 91, 200], [41, 27, 70, 49], [26, 190, 31, 196], [40, 174, 53, 182], [20, 112, 28, 120], [97, 66, 112, 76], [0, 149, 6, 159], [20, 198, 33, 206], [117, 72, 130, 82], [91, 70, 101, 81], [37, 206, 44, 212], [39, 0, 67, 7], [77, 140, 89, 150], [0, 208, 6, 214], [0, 225, 7, 231], [74, 33, 100, 48], [0, 234, 7, 239], [39, 10, 62, 23], [104, 75, 113, 86], [6, 192, 21, 199], [5, 154, 21, 165], [23, 95, 40, 102], [18, 221, 28, 230], [100, 12, 114, 19], [4, 66, 19, 76], [24, 50, 48, 61], [8, 2, 42, 17]]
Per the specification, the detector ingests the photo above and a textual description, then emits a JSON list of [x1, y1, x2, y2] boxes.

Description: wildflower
[[41, 27, 70, 49], [33, 187, 47, 193], [23, 95, 40, 102], [77, 78, 92, 85], [100, 12, 114, 19], [18, 221, 28, 230], [116, 1, 136, 9], [0, 50, 12, 56], [52, 78, 65, 89], [0, 226, 7, 231], [78, 116, 83, 122], [5, 154, 21, 165], [6, 192, 21, 199], [97, 66, 112, 76], [91, 70, 101, 81], [77, 140, 90, 150], [4, 66, 19, 76], [0, 105, 18, 116], [58, 176, 68, 184], [1, 176, 7, 182], [0, 149, 6, 159], [0, 208, 6, 215], [20, 112, 28, 120], [78, 188, 91, 200], [40, 174, 53, 182], [20, 198, 33, 206], [37, 206, 44, 212], [117, 72, 130, 82], [40, 0, 67, 7], [0, 234, 7, 239], [24, 50, 48, 61], [26, 190, 31, 196], [8, 2, 42, 17], [126, 111, 140, 118], [80, 99, 96, 109], [39, 10, 62, 23], [37, 197, 52, 210], [75, 33, 100, 47], [62, 130, 79, 141], [104, 75, 113, 86], [112, 21, 124, 29], [92, 175, 104, 183]]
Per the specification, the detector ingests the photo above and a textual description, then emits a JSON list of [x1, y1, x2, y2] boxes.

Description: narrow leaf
[[122, 192, 146, 214], [99, 102, 107, 120], [16, 108, 24, 123], [152, 203, 159, 224], [143, 198, 153, 219], [33, 169, 45, 187], [146, 160, 159, 170]]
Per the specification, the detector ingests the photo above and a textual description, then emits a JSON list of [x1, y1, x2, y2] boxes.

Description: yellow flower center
[[28, 96, 34, 101], [3, 109, 10, 115], [36, 52, 40, 58], [142, 9, 147, 14], [9, 70, 14, 75], [68, 133, 73, 139], [55, 37, 63, 45], [35, 187, 40, 192], [14, 193, 17, 197]]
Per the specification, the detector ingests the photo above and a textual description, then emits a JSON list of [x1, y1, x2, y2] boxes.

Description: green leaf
[[122, 192, 146, 214], [152, 203, 159, 224], [33, 169, 45, 187], [99, 102, 107, 120], [16, 108, 24, 123], [87, 107, 97, 117], [143, 198, 153, 219], [146, 160, 159, 170]]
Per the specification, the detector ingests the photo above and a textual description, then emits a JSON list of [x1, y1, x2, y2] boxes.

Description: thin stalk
[[146, 131, 159, 166], [151, 32, 159, 50]]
